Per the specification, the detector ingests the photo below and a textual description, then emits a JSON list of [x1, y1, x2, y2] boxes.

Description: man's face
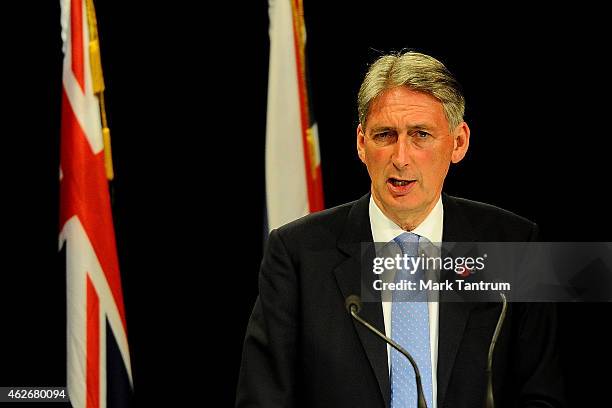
[[357, 86, 469, 228]]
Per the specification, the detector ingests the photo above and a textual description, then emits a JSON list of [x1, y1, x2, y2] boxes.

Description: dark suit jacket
[[236, 194, 565, 407]]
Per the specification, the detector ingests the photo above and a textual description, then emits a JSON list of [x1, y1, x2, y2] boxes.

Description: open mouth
[[387, 177, 417, 194], [388, 178, 416, 187]]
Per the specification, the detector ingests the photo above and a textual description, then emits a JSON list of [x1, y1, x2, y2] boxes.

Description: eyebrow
[[369, 124, 433, 133], [369, 126, 395, 134]]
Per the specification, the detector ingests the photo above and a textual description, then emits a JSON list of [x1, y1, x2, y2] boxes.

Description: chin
[[388, 197, 422, 213], [389, 192, 419, 204]]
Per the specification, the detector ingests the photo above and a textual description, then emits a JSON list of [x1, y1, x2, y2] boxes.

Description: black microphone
[[345, 295, 428, 408], [483, 292, 508, 408]]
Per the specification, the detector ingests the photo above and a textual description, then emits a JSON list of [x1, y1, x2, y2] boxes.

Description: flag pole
[[84, 0, 114, 181]]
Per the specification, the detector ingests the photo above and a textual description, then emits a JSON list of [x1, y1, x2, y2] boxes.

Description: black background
[[3, 1, 611, 406]]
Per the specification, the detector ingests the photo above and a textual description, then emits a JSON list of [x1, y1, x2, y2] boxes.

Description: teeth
[[391, 179, 411, 186]]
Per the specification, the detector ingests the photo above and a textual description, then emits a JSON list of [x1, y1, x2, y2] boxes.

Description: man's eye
[[415, 130, 430, 138], [374, 132, 393, 139]]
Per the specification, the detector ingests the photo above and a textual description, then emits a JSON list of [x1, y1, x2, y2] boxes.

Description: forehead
[[367, 87, 447, 129]]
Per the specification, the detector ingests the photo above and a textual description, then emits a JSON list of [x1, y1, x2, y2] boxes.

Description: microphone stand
[[346, 295, 428, 408], [347, 291, 508, 408], [483, 292, 507, 408]]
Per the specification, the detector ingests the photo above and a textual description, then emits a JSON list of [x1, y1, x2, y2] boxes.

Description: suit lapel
[[437, 194, 478, 408], [333, 194, 391, 408]]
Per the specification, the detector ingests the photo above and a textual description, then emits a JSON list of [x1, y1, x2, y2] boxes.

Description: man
[[236, 51, 564, 407]]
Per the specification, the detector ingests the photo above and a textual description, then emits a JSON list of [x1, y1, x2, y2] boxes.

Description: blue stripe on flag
[[106, 319, 133, 408]]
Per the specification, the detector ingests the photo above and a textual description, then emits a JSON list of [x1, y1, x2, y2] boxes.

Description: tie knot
[[393, 232, 420, 257]]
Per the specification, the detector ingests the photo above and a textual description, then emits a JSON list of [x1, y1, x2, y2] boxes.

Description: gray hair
[[357, 51, 465, 131]]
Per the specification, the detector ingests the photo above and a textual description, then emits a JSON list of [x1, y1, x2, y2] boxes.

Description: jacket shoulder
[[445, 195, 538, 241], [273, 200, 356, 241]]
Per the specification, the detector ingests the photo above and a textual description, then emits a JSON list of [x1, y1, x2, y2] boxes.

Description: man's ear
[[357, 123, 367, 163], [451, 122, 470, 164]]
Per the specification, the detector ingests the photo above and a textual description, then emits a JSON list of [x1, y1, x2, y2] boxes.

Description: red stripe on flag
[[86, 275, 100, 408], [290, 1, 324, 213], [60, 87, 128, 332], [70, 0, 85, 92], [311, 165, 324, 210]]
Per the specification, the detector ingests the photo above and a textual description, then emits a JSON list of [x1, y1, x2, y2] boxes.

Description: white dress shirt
[[369, 195, 443, 408]]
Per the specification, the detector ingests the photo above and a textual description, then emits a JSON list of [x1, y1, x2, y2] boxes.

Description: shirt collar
[[369, 194, 444, 244]]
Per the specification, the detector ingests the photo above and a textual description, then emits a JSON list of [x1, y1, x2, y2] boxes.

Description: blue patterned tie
[[390, 232, 433, 408]]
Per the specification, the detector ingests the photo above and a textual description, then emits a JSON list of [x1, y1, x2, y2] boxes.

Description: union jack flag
[[59, 0, 133, 406]]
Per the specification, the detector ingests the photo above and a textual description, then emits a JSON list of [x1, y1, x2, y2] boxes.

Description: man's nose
[[391, 135, 411, 168]]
